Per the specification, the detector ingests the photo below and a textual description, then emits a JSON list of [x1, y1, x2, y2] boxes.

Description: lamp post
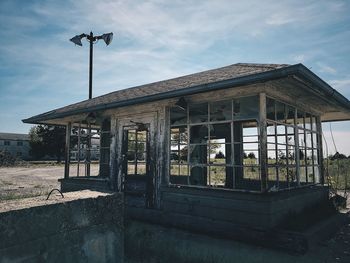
[[70, 31, 113, 176]]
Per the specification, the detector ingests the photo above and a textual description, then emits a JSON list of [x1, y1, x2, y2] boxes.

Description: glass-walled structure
[[169, 95, 322, 192]]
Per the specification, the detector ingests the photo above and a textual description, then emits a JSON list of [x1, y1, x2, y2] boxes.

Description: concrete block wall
[[0, 191, 124, 263]]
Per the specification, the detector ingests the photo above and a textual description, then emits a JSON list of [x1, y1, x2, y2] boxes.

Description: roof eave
[[22, 63, 350, 124]]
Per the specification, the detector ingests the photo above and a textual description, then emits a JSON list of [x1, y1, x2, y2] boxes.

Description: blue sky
[[0, 0, 350, 154]]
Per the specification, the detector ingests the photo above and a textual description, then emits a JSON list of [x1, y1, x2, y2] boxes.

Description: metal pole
[[89, 31, 93, 99], [86, 32, 94, 176]]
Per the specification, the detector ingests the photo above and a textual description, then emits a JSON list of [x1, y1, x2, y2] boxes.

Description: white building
[[0, 133, 30, 160]]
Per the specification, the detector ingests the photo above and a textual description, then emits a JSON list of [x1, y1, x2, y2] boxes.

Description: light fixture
[[175, 97, 187, 110], [85, 112, 96, 124], [69, 34, 86, 46], [69, 31, 114, 99], [100, 33, 113, 46]]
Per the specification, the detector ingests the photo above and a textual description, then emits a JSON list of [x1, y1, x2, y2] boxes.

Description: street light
[[70, 31, 113, 177], [70, 31, 113, 99]]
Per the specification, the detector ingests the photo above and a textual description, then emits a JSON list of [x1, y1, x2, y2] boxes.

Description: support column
[[109, 117, 118, 191], [317, 116, 324, 185], [259, 93, 268, 192], [64, 122, 71, 179]]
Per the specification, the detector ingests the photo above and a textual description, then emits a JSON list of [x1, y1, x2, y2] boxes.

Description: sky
[[0, 0, 349, 155]]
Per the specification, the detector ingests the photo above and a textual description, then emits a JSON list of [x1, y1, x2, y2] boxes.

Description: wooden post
[[316, 116, 324, 185], [64, 122, 71, 179], [295, 110, 301, 186], [77, 123, 81, 177], [109, 117, 118, 190], [259, 93, 268, 192]]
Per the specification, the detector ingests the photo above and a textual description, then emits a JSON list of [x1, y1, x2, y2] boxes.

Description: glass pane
[[287, 126, 295, 145], [288, 167, 297, 185], [233, 121, 258, 143], [313, 149, 318, 165], [276, 101, 286, 122], [136, 162, 146, 175], [128, 130, 136, 141], [314, 166, 320, 183], [277, 149, 287, 165], [137, 142, 146, 152], [233, 96, 259, 120], [137, 131, 147, 142], [209, 143, 231, 165], [305, 113, 312, 130], [127, 163, 135, 175], [266, 98, 275, 120], [277, 124, 285, 135], [189, 144, 208, 164], [170, 107, 187, 126], [312, 116, 317, 131], [287, 147, 296, 164], [307, 166, 314, 183], [171, 127, 188, 144], [267, 123, 275, 135], [210, 100, 232, 121], [286, 106, 295, 125], [136, 152, 146, 161], [299, 149, 306, 165], [268, 167, 277, 183], [306, 150, 313, 165], [305, 131, 312, 148], [243, 166, 260, 180], [210, 123, 231, 142], [300, 166, 307, 183], [277, 135, 286, 144], [268, 150, 277, 164], [267, 135, 275, 144], [298, 129, 305, 148], [244, 150, 259, 165], [296, 110, 304, 128], [128, 141, 136, 151], [190, 125, 208, 144], [312, 133, 318, 149], [170, 150, 179, 162], [209, 166, 227, 186], [127, 151, 135, 161], [190, 166, 207, 186], [278, 167, 288, 182], [170, 164, 179, 176], [189, 103, 208, 123]]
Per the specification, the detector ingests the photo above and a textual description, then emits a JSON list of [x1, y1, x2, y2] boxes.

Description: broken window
[[169, 96, 259, 190], [126, 129, 148, 176], [266, 98, 320, 190]]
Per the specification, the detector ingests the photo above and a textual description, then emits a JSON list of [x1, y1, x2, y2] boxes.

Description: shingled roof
[[23, 62, 350, 124]]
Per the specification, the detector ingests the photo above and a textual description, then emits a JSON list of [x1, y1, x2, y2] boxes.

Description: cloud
[[293, 54, 306, 63], [0, 0, 350, 134], [329, 78, 350, 94], [317, 62, 337, 74]]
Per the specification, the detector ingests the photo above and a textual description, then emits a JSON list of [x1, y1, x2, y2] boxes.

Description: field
[[0, 162, 99, 201]]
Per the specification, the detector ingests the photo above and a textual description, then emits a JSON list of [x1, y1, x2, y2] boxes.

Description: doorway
[[121, 123, 154, 208]]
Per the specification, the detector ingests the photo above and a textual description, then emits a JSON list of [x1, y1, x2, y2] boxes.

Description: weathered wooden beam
[[64, 122, 71, 179], [110, 117, 118, 191], [316, 116, 325, 185], [259, 93, 268, 192]]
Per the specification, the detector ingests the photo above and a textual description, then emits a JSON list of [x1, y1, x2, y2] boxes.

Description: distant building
[[0, 132, 30, 160]]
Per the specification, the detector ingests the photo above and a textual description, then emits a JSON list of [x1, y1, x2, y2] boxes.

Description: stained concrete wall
[[0, 190, 124, 263]]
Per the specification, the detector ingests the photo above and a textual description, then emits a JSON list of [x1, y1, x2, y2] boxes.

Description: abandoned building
[[23, 63, 350, 236], [0, 132, 30, 160]]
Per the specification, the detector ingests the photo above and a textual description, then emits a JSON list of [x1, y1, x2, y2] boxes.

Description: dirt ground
[[0, 163, 99, 200], [0, 165, 349, 262]]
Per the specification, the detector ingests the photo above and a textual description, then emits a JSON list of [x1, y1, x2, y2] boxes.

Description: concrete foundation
[[0, 190, 124, 263]]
